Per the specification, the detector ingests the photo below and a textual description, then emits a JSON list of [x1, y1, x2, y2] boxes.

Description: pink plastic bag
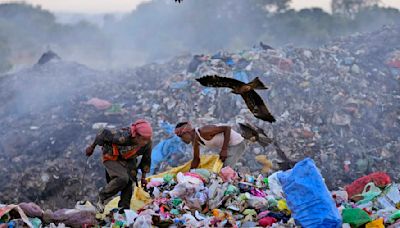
[[219, 166, 238, 182], [86, 98, 112, 110]]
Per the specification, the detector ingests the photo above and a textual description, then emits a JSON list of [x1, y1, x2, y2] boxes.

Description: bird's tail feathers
[[248, 77, 268, 90]]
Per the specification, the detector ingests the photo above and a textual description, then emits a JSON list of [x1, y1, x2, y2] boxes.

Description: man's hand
[[85, 145, 95, 157], [141, 178, 148, 188], [190, 157, 200, 169], [219, 148, 228, 162]]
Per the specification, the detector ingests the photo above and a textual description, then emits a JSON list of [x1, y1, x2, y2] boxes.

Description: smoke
[[0, 1, 399, 70]]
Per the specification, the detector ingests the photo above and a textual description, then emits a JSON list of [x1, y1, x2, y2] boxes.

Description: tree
[[331, 0, 381, 18]]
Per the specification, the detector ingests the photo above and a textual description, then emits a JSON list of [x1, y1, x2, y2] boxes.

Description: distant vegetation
[[0, 0, 399, 72]]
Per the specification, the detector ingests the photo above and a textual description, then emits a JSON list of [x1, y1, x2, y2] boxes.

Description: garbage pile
[[1, 158, 400, 227], [0, 25, 399, 209]]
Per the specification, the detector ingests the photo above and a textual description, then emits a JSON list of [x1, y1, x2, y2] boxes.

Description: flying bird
[[196, 75, 276, 122], [239, 122, 272, 147], [260, 42, 274, 51], [175, 0, 182, 3], [239, 122, 296, 170]]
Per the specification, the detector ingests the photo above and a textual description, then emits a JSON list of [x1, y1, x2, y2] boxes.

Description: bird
[[239, 122, 272, 147], [260, 42, 274, 51], [175, 0, 183, 3], [196, 75, 276, 123], [238, 122, 296, 170]]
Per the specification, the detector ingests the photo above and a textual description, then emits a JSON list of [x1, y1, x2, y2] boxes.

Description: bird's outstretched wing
[[196, 75, 245, 89], [239, 123, 258, 140], [241, 90, 276, 123]]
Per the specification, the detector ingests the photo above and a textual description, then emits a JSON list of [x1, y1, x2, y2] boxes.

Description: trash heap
[[2, 158, 400, 227], [0, 25, 399, 209]]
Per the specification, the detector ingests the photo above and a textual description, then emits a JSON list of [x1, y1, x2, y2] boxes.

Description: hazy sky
[[1, 0, 399, 13]]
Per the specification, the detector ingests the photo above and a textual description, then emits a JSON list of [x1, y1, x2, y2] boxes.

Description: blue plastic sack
[[150, 135, 186, 174], [160, 121, 174, 135], [277, 158, 342, 228]]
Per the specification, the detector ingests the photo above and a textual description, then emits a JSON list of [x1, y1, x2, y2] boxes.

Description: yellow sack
[[278, 199, 291, 214], [146, 154, 223, 180], [102, 154, 223, 215], [365, 218, 384, 228]]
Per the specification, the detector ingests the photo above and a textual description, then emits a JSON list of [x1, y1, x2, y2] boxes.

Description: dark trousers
[[100, 159, 136, 209]]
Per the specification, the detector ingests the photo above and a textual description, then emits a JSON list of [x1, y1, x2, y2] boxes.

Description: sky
[[0, 0, 399, 13]]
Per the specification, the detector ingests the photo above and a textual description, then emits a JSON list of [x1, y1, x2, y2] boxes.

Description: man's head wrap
[[131, 119, 153, 138], [174, 122, 192, 137]]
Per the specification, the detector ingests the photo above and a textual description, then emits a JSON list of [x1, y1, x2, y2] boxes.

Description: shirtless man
[[174, 122, 245, 168]]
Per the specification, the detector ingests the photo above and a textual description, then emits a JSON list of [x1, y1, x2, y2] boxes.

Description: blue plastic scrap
[[150, 135, 187, 174], [277, 158, 342, 228]]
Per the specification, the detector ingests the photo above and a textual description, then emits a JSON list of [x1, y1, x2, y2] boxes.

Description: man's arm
[[138, 142, 152, 177], [86, 128, 115, 156], [200, 125, 231, 161], [191, 135, 201, 168], [137, 142, 152, 187]]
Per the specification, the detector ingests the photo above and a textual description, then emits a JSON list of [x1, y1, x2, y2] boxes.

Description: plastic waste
[[176, 172, 204, 186], [86, 98, 112, 110], [191, 169, 211, 182], [171, 197, 183, 207], [376, 184, 400, 210], [224, 185, 239, 196], [220, 166, 238, 182], [268, 171, 284, 198], [355, 182, 382, 205], [342, 208, 372, 227], [345, 172, 391, 199], [29, 218, 42, 228], [243, 209, 257, 222], [332, 191, 348, 205], [259, 217, 277, 227], [365, 218, 384, 228], [278, 158, 341, 228], [388, 210, 400, 224], [277, 199, 290, 214], [163, 174, 174, 183], [133, 214, 152, 228], [124, 210, 138, 226], [247, 195, 268, 210]]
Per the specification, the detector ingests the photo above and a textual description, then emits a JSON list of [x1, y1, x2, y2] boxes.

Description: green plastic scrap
[[192, 169, 211, 180], [29, 218, 42, 228], [263, 178, 269, 187], [163, 174, 174, 183], [171, 198, 183, 207], [239, 193, 251, 201], [243, 209, 257, 216], [224, 185, 239, 196], [106, 104, 123, 113], [388, 210, 400, 224], [268, 198, 278, 207], [342, 208, 372, 228], [171, 209, 180, 215], [356, 182, 382, 205]]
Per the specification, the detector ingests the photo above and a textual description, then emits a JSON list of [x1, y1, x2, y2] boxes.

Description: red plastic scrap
[[259, 217, 277, 227], [345, 172, 391, 198], [387, 59, 400, 68]]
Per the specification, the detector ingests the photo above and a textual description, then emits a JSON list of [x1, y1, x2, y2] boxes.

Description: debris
[[0, 25, 399, 211]]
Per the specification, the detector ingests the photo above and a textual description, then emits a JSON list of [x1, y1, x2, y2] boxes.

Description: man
[[175, 122, 246, 169], [85, 119, 152, 212]]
